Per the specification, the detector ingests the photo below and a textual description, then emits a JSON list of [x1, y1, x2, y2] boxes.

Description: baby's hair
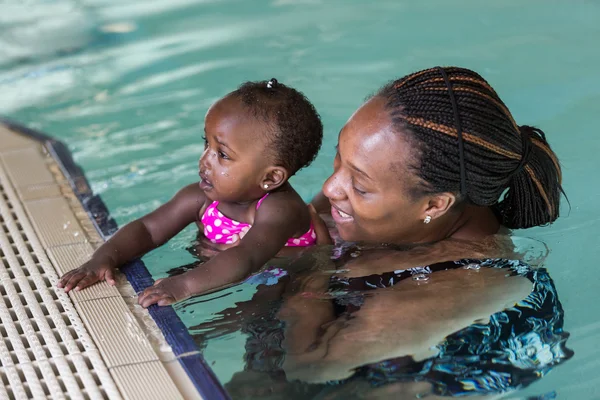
[[376, 67, 564, 229], [232, 78, 323, 175]]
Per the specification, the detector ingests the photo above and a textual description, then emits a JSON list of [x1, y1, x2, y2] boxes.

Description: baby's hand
[[138, 275, 191, 308], [58, 257, 118, 293]]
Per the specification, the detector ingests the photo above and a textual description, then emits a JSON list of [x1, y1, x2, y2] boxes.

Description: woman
[[313, 66, 561, 243], [194, 66, 571, 398]]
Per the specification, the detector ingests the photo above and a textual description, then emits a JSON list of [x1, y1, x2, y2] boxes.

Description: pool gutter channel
[[0, 120, 230, 400]]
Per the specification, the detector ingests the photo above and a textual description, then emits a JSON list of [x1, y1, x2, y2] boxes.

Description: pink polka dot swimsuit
[[201, 194, 316, 247]]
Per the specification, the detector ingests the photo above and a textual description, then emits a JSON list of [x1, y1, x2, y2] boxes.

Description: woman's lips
[[331, 204, 353, 224]]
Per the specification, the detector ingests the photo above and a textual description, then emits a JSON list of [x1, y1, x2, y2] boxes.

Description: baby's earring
[[424, 215, 432, 224]]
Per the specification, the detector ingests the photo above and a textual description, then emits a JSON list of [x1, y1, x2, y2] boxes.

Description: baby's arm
[[58, 183, 205, 292], [310, 191, 330, 213], [138, 193, 307, 307]]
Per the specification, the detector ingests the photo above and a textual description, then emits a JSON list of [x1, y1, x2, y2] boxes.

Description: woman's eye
[[353, 186, 367, 195], [352, 180, 367, 195], [333, 152, 341, 170]]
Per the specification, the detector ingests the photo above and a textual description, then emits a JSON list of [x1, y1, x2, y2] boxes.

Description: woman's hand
[[57, 256, 118, 292], [308, 204, 334, 245], [192, 233, 241, 259], [192, 278, 288, 341]]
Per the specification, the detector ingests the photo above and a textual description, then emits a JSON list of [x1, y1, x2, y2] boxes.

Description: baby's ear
[[261, 166, 288, 190]]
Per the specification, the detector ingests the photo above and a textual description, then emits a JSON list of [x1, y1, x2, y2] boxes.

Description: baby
[[58, 78, 323, 307]]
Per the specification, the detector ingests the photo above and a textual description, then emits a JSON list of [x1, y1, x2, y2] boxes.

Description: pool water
[[2, 0, 599, 398]]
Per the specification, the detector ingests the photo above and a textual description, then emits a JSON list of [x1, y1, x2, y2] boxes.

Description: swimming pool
[[2, 0, 599, 398]]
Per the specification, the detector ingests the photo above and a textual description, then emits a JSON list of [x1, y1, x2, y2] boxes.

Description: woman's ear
[[422, 192, 457, 221], [261, 166, 288, 190]]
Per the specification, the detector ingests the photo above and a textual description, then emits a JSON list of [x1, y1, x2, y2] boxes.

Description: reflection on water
[[0, 1, 95, 66], [179, 238, 572, 399]]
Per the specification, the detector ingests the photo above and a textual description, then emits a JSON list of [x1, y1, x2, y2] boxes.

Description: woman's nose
[[322, 171, 345, 201]]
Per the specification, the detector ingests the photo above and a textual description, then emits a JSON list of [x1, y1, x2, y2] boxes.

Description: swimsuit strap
[[208, 194, 266, 213], [256, 193, 270, 209], [331, 259, 468, 292]]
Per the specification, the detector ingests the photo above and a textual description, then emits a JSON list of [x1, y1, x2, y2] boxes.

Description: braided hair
[[232, 78, 323, 175], [377, 67, 563, 229]]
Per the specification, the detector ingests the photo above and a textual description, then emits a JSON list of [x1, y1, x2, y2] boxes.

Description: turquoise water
[[2, 0, 599, 398]]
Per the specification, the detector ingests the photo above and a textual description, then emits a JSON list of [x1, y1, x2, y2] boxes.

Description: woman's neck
[[441, 205, 501, 242], [395, 205, 500, 247]]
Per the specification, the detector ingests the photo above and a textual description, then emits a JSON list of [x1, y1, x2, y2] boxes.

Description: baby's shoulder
[[263, 186, 305, 207], [172, 183, 210, 214], [256, 188, 307, 220]]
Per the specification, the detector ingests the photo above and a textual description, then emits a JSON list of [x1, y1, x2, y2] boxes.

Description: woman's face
[[323, 96, 429, 244]]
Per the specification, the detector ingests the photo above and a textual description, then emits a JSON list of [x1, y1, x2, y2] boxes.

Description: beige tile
[[18, 183, 62, 201], [75, 297, 159, 368], [45, 242, 95, 275], [24, 197, 88, 247], [1, 147, 55, 188], [45, 243, 121, 302], [0, 125, 36, 152], [70, 281, 122, 304], [110, 361, 184, 400]]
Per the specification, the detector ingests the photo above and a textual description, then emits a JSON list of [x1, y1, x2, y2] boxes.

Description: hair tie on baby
[[267, 78, 278, 89]]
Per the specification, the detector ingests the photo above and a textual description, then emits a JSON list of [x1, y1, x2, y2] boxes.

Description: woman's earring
[[424, 215, 432, 224], [263, 184, 269, 189]]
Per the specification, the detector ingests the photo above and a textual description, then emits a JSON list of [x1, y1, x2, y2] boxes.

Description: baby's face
[[199, 96, 272, 202]]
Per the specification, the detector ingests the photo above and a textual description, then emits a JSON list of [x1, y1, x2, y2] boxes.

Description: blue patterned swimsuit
[[232, 257, 573, 397], [327, 258, 573, 396]]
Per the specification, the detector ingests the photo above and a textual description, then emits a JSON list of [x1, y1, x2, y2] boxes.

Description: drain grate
[[0, 173, 121, 399]]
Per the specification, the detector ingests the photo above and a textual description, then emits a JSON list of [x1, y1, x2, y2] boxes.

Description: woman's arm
[[281, 266, 533, 383], [58, 183, 205, 291], [191, 276, 289, 344], [277, 267, 336, 358]]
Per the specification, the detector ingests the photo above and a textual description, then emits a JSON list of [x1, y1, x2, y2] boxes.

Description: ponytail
[[495, 125, 563, 229], [378, 67, 565, 229]]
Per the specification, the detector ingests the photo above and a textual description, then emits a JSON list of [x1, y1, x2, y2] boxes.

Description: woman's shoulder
[[330, 233, 547, 276]]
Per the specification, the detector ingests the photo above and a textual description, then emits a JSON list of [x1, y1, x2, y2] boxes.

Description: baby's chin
[[203, 190, 242, 204], [202, 186, 264, 204], [201, 188, 224, 204], [202, 190, 216, 201]]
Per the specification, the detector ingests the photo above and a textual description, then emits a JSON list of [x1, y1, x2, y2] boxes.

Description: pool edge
[[0, 118, 230, 400]]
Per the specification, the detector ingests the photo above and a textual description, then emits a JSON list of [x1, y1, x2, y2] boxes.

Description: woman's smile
[[330, 203, 353, 224]]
